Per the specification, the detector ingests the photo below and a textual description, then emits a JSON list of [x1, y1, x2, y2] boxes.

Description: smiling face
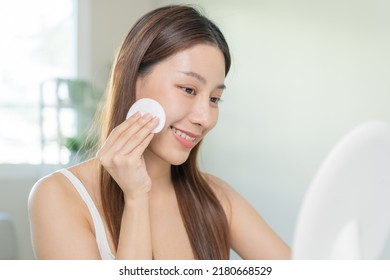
[[135, 43, 226, 165]]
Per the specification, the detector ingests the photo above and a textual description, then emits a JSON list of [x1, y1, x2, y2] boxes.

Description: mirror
[[293, 121, 390, 259]]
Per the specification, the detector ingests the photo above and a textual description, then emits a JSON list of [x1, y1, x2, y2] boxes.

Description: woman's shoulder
[[28, 170, 79, 229], [28, 160, 102, 259], [203, 173, 240, 200], [28, 174, 71, 219], [203, 173, 241, 223], [202, 173, 256, 220], [29, 170, 72, 203], [28, 159, 97, 211]]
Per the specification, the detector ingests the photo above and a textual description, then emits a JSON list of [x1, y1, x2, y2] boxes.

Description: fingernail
[[132, 112, 141, 118], [142, 113, 152, 120]]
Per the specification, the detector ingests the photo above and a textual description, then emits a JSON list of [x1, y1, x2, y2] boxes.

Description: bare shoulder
[[28, 162, 102, 259], [29, 159, 99, 212], [28, 170, 80, 217], [203, 173, 241, 201], [29, 171, 71, 205], [203, 173, 241, 224], [203, 175, 291, 260], [28, 159, 99, 220]]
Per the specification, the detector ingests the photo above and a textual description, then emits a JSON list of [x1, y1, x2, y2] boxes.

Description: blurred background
[[0, 0, 389, 259]]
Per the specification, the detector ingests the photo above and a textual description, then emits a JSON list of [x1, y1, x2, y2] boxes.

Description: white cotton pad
[[126, 98, 166, 133]]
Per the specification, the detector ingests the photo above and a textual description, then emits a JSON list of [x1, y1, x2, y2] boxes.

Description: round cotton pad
[[126, 98, 166, 133]]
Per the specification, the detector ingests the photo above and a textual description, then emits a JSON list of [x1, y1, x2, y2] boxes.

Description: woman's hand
[[96, 112, 159, 201]]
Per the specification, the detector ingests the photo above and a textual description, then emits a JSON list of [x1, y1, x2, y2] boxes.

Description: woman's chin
[[169, 158, 189, 166], [145, 145, 191, 166], [165, 152, 191, 166]]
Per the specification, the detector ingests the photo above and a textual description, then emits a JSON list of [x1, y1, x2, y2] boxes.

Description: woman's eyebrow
[[177, 71, 226, 90]]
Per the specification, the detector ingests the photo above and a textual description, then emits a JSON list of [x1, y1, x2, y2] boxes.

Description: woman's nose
[[189, 97, 213, 128]]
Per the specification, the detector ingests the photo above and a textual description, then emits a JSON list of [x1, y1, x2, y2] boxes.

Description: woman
[[28, 5, 290, 260]]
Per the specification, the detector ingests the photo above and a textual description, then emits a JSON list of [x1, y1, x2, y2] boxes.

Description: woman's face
[[135, 43, 226, 165]]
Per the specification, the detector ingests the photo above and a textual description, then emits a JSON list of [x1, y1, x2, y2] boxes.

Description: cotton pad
[[126, 98, 166, 133]]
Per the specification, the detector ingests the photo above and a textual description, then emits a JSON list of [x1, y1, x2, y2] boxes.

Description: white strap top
[[59, 169, 115, 260]]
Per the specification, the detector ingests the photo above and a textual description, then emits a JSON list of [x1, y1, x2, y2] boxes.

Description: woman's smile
[[171, 126, 199, 149]]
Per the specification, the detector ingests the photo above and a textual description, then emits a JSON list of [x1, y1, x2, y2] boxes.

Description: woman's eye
[[181, 87, 195, 95], [210, 96, 223, 104]]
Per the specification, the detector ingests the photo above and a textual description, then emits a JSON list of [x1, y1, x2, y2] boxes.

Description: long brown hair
[[100, 5, 231, 259]]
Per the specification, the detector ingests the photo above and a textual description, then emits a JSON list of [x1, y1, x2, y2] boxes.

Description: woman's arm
[[115, 194, 152, 259], [96, 113, 159, 259], [206, 175, 291, 260]]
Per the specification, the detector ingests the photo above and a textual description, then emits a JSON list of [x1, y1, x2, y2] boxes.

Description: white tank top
[[59, 169, 115, 260]]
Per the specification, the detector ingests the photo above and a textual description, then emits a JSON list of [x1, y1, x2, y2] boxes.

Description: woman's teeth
[[172, 127, 196, 142]]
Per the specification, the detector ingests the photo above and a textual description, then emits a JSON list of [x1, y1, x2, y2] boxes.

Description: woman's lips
[[171, 126, 199, 149]]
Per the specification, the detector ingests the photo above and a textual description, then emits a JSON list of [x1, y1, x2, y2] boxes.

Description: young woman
[[28, 5, 290, 260]]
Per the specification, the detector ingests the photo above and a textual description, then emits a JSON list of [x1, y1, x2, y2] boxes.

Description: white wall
[[2, 0, 389, 259], [0, 178, 34, 259], [77, 0, 154, 91]]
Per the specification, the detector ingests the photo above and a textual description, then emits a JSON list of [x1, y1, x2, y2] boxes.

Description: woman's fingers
[[131, 132, 154, 159], [113, 114, 154, 152], [121, 117, 159, 155], [96, 114, 159, 162], [97, 112, 142, 157]]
